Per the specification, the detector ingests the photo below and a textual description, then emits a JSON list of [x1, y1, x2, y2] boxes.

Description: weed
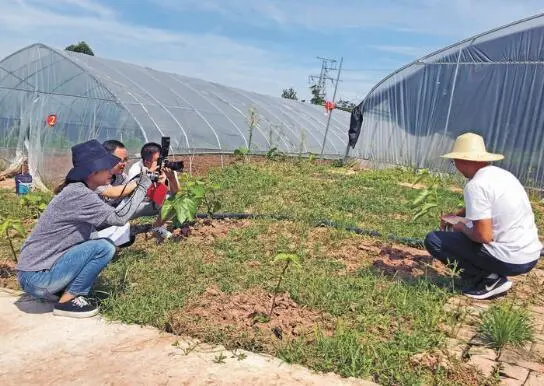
[[269, 253, 301, 318], [478, 302, 534, 351], [234, 147, 249, 161], [231, 350, 247, 361], [213, 352, 227, 364], [19, 192, 51, 219], [410, 169, 464, 222], [0, 217, 25, 261], [247, 108, 258, 154]]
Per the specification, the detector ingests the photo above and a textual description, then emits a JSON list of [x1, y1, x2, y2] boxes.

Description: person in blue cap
[[16, 139, 152, 318]]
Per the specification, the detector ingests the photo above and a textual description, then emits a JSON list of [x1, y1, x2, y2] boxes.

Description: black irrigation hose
[[193, 212, 544, 256], [195, 212, 426, 249]]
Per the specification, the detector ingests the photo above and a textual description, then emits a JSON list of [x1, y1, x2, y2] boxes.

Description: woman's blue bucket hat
[[66, 139, 120, 181]]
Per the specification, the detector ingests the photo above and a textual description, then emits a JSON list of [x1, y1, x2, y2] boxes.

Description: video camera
[[145, 136, 184, 182]]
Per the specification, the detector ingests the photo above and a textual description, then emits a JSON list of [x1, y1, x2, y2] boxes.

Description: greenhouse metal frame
[[349, 13, 544, 186], [0, 43, 350, 185]]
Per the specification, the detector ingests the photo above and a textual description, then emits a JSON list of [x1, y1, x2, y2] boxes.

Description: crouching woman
[[16, 140, 152, 318]]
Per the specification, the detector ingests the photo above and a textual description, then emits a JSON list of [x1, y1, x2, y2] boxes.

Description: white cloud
[[156, 0, 544, 37], [1, 0, 543, 106], [0, 0, 324, 99]]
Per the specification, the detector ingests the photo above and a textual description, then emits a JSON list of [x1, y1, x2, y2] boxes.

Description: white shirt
[[127, 161, 144, 180], [465, 165, 542, 264]]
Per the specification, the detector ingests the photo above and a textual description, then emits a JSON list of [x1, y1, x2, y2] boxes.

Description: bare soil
[[0, 259, 17, 290], [166, 287, 334, 353]]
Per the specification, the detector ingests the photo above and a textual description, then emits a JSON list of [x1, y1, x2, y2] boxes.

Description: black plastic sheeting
[[349, 14, 544, 186]]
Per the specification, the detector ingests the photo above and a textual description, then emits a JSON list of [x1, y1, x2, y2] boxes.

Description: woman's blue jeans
[[17, 239, 116, 301]]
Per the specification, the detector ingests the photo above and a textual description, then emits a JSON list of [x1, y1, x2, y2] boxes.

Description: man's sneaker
[[152, 226, 172, 240], [463, 274, 512, 300], [53, 296, 99, 318]]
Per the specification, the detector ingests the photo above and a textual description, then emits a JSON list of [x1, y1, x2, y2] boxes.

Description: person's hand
[[439, 213, 454, 231], [157, 171, 167, 185], [163, 167, 176, 181], [452, 222, 465, 232]]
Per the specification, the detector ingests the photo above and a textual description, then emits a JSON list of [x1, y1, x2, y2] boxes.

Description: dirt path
[[0, 289, 377, 386]]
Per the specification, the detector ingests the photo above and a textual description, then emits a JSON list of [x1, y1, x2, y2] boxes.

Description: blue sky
[[0, 0, 543, 102]]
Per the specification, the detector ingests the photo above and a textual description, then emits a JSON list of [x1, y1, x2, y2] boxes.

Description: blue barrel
[[15, 173, 32, 195]]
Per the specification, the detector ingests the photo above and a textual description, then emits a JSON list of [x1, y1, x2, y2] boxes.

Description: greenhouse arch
[[349, 13, 544, 186], [0, 43, 349, 185]]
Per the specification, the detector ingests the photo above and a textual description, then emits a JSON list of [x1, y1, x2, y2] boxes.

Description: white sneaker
[[152, 226, 172, 240]]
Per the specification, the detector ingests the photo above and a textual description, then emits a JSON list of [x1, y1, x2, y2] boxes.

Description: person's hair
[[53, 178, 79, 195], [140, 142, 161, 161], [103, 140, 125, 154]]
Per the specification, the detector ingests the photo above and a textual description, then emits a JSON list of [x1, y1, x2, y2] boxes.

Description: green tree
[[281, 88, 298, 100], [65, 41, 95, 56], [336, 99, 357, 112], [309, 84, 324, 105]]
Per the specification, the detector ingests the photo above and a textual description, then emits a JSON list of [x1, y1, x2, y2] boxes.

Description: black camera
[[144, 136, 184, 182], [158, 137, 184, 173], [163, 160, 184, 172]]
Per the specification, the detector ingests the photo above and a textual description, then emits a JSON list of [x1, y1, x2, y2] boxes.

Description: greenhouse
[[0, 43, 350, 185], [348, 13, 544, 186]]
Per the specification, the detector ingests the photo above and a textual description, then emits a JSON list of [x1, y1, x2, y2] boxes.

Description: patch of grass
[[93, 218, 473, 384], [1, 161, 495, 384], [207, 161, 464, 240], [478, 302, 534, 351]]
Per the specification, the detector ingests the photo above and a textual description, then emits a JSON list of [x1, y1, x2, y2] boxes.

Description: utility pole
[[320, 56, 343, 156], [308, 57, 337, 103]]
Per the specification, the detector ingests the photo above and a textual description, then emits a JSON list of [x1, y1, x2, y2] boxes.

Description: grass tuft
[[478, 302, 534, 350]]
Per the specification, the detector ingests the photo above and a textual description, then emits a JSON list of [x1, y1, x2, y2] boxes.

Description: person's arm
[[453, 219, 493, 244], [164, 168, 180, 195], [100, 181, 138, 199], [454, 183, 493, 244], [103, 173, 152, 226]]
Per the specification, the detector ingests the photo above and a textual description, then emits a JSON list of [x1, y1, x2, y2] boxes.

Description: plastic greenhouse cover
[[0, 43, 350, 185], [349, 13, 544, 186]]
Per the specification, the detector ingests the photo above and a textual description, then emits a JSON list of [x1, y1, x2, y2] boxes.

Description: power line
[[308, 57, 337, 100]]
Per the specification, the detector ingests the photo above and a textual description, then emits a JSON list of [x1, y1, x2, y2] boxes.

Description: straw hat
[[441, 133, 504, 162]]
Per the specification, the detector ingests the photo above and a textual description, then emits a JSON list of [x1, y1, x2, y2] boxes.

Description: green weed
[[478, 302, 534, 351]]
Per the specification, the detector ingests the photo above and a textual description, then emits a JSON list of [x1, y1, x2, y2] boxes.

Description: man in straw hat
[[424, 132, 542, 300]]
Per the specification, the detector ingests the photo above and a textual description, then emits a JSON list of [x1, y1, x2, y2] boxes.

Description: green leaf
[[10, 221, 25, 237], [161, 198, 174, 220], [190, 185, 206, 199], [273, 253, 301, 268], [0, 220, 9, 235], [412, 189, 431, 207], [412, 203, 438, 221], [175, 197, 197, 224]]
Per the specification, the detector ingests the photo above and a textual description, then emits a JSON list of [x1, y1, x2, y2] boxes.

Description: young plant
[[19, 192, 51, 219], [268, 253, 301, 319], [202, 182, 222, 217], [247, 107, 258, 154], [411, 169, 439, 221], [0, 217, 25, 261], [161, 175, 222, 226], [161, 176, 203, 227], [234, 147, 249, 161], [478, 302, 534, 352]]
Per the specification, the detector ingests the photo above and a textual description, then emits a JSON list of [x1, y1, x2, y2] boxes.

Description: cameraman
[[98, 141, 179, 240]]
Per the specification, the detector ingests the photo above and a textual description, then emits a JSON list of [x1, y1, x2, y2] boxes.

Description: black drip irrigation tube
[[195, 212, 426, 249]]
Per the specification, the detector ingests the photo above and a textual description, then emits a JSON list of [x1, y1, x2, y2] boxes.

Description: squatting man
[[424, 133, 542, 300]]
